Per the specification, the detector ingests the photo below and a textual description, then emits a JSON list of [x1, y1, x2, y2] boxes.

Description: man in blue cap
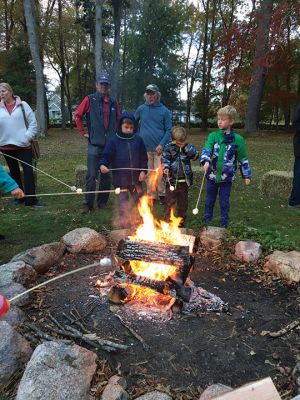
[[74, 73, 120, 213], [135, 84, 172, 204]]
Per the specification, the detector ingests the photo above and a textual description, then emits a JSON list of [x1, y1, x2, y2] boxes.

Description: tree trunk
[[95, 0, 103, 78], [111, 0, 123, 100], [244, 0, 274, 134], [58, 0, 66, 129], [23, 0, 47, 136]]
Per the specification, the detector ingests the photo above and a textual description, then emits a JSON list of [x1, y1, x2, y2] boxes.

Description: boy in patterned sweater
[[200, 105, 251, 228]]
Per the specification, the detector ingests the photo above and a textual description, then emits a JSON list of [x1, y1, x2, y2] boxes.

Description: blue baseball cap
[[96, 73, 111, 85]]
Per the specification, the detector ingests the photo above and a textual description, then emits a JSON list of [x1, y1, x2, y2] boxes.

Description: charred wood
[[116, 238, 190, 267]]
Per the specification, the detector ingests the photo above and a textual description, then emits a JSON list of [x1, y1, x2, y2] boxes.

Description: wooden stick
[[261, 317, 300, 338], [115, 314, 150, 351]]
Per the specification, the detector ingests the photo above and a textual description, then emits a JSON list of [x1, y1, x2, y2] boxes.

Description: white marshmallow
[[192, 208, 199, 215], [170, 185, 175, 191], [100, 257, 112, 267], [70, 186, 77, 192], [115, 187, 121, 195], [76, 188, 83, 193]]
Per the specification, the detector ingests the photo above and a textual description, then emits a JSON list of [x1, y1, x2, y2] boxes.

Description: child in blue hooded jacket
[[99, 112, 148, 228], [0, 164, 24, 239]]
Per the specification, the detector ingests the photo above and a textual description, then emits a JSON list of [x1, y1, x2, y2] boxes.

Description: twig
[[25, 322, 60, 342], [63, 312, 90, 333], [115, 314, 150, 351], [261, 318, 300, 338]]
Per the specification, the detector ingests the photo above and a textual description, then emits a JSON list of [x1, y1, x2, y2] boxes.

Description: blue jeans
[[289, 157, 300, 206], [85, 144, 111, 209], [203, 180, 232, 226]]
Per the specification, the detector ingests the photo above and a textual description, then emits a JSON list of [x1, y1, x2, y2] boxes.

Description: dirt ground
[[17, 243, 300, 400]]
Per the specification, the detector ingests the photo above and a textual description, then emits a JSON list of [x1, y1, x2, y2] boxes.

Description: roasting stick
[[2, 188, 127, 199], [192, 172, 206, 215], [8, 261, 106, 304], [1, 152, 75, 190]]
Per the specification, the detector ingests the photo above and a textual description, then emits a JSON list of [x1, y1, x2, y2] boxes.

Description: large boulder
[[235, 241, 262, 263], [264, 250, 300, 282], [0, 321, 32, 389], [135, 391, 172, 400], [12, 242, 66, 274], [62, 228, 107, 254], [0, 260, 37, 286], [1, 306, 26, 328], [16, 341, 97, 400], [0, 261, 36, 306], [101, 375, 128, 400], [199, 384, 232, 400], [200, 226, 226, 250]]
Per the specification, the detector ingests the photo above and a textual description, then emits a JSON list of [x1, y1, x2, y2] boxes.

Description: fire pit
[[96, 196, 225, 316]]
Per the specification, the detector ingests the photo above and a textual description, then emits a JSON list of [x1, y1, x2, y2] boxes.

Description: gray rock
[[200, 226, 226, 250], [235, 240, 262, 263], [101, 375, 129, 400], [135, 391, 172, 400], [0, 260, 37, 286], [16, 341, 97, 400], [264, 250, 300, 282], [12, 242, 66, 274], [0, 321, 32, 388], [0, 282, 30, 306], [291, 396, 300, 400], [199, 384, 232, 400], [62, 228, 107, 254], [75, 164, 88, 189], [2, 306, 26, 328]]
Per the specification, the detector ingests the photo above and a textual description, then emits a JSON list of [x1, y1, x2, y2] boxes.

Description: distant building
[[48, 93, 62, 122]]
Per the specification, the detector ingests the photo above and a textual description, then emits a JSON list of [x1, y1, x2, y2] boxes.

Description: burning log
[[109, 270, 192, 302], [116, 238, 190, 267]]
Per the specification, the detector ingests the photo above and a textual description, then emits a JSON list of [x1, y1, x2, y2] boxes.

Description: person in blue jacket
[[135, 84, 172, 204], [0, 164, 24, 240], [99, 112, 148, 228]]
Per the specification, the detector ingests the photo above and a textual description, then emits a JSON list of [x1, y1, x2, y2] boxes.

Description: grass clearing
[[1, 128, 299, 264]]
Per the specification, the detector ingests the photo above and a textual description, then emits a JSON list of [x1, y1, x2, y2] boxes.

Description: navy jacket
[[100, 112, 148, 188], [161, 141, 199, 186], [86, 92, 117, 146], [292, 102, 300, 158]]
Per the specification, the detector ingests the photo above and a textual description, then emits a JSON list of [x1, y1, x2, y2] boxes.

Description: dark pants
[[2, 148, 37, 206], [203, 180, 232, 226], [85, 144, 111, 209], [164, 182, 188, 226], [118, 183, 144, 228], [289, 157, 300, 206]]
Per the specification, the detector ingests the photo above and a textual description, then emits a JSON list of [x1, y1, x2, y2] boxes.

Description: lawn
[[1, 128, 299, 264]]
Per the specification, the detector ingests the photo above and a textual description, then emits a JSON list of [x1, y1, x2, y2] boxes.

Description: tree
[[111, 0, 124, 99], [23, 0, 47, 136], [95, 0, 103, 77], [245, 0, 274, 134]]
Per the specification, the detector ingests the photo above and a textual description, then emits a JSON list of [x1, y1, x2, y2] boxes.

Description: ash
[[182, 286, 226, 314]]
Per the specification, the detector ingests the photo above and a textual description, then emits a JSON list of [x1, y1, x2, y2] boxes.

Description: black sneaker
[[11, 199, 24, 206], [0, 234, 5, 240], [25, 200, 46, 208], [97, 203, 107, 209], [288, 204, 300, 209], [159, 196, 165, 205]]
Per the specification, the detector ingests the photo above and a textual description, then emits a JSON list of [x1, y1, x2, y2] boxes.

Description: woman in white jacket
[[0, 82, 44, 207]]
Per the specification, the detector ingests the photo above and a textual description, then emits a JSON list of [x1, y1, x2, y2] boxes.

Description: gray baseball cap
[[96, 73, 111, 85], [145, 84, 159, 92]]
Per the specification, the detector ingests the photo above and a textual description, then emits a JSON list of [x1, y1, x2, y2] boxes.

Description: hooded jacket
[[0, 96, 37, 148], [200, 129, 252, 183], [100, 112, 148, 188], [0, 164, 18, 193], [292, 102, 300, 158], [161, 141, 199, 187], [135, 101, 172, 151]]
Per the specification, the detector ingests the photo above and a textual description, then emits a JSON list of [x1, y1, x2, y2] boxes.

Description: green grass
[[1, 128, 299, 264]]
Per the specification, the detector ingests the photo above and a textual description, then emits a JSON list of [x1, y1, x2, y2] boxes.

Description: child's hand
[[203, 162, 210, 172], [100, 165, 109, 174], [11, 188, 24, 199], [163, 168, 169, 175], [244, 178, 251, 185], [139, 171, 146, 182]]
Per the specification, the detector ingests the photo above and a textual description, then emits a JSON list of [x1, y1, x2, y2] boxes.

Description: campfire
[[96, 196, 225, 315]]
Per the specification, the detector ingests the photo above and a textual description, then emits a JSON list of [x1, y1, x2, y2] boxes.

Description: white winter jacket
[[0, 96, 37, 147]]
